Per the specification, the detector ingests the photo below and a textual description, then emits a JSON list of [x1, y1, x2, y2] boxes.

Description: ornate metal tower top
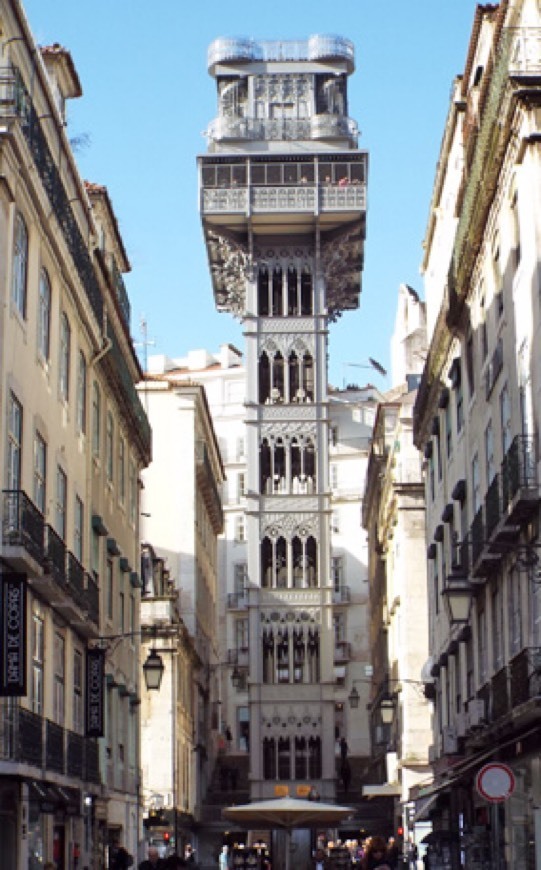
[[198, 34, 367, 319]]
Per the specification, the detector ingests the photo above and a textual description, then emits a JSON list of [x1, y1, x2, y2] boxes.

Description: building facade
[[0, 4, 151, 868], [362, 285, 432, 848], [198, 34, 368, 863], [137, 376, 225, 862], [414, 2, 541, 867]]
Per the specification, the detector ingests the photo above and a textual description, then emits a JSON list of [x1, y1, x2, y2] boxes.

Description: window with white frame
[[118, 436, 126, 505], [7, 392, 23, 490], [33, 431, 46, 514], [128, 458, 137, 526], [38, 268, 51, 360], [76, 351, 87, 433], [92, 382, 101, 457], [73, 649, 83, 732], [234, 562, 248, 595], [32, 612, 44, 715], [235, 515, 246, 542], [331, 555, 344, 590], [508, 567, 522, 656], [53, 631, 65, 723], [74, 495, 84, 562], [106, 411, 114, 483], [106, 559, 114, 621], [12, 212, 28, 317], [59, 312, 71, 402], [235, 618, 249, 651], [56, 466, 67, 539]]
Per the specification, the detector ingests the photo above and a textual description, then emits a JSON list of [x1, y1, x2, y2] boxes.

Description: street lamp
[[442, 576, 473, 624], [379, 696, 396, 725], [142, 648, 166, 691]]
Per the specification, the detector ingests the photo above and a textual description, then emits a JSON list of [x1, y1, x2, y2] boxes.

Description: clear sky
[[21, 0, 477, 388]]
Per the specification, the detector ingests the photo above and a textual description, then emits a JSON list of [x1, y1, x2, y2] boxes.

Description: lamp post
[[442, 575, 473, 624]]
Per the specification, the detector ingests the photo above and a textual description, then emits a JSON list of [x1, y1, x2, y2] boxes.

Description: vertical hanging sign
[[85, 648, 105, 737], [0, 573, 27, 696]]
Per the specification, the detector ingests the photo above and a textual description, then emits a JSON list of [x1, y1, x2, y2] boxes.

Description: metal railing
[[2, 489, 44, 563], [43, 523, 67, 584], [66, 551, 86, 610], [46, 719, 65, 773], [484, 474, 501, 540], [501, 435, 537, 509], [67, 729, 84, 778]]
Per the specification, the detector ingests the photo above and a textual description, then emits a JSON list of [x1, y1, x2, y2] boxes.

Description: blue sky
[[22, 0, 477, 388]]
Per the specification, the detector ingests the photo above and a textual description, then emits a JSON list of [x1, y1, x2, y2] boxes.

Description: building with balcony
[[413, 2, 541, 867], [137, 375, 225, 862], [197, 33, 368, 866], [0, 3, 151, 868], [362, 284, 432, 849]]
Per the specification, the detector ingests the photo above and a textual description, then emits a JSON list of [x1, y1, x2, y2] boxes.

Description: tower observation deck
[[198, 35, 368, 814]]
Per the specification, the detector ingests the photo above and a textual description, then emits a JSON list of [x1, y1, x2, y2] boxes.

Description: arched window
[[289, 352, 300, 401], [277, 737, 290, 779], [258, 267, 270, 315], [276, 537, 287, 588], [263, 738, 276, 779], [287, 267, 298, 315], [273, 352, 284, 400], [272, 267, 283, 316], [276, 627, 289, 682], [38, 268, 51, 359], [12, 212, 29, 317], [306, 536, 318, 587], [260, 439, 271, 493], [302, 353, 314, 400], [261, 537, 273, 588], [262, 628, 274, 684], [259, 353, 270, 404], [274, 438, 285, 492], [307, 628, 320, 682], [293, 627, 305, 683], [300, 268, 313, 314]]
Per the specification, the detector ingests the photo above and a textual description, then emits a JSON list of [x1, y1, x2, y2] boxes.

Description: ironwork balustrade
[[501, 435, 537, 510], [485, 474, 501, 540], [67, 730, 84, 778], [2, 490, 44, 564], [66, 551, 87, 610], [46, 719, 65, 774], [43, 524, 67, 584]]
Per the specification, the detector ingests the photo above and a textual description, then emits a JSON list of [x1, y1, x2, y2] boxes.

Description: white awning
[[413, 791, 440, 823], [362, 783, 402, 799]]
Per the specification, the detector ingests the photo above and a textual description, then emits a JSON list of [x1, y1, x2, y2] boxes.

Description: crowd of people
[[312, 835, 419, 869]]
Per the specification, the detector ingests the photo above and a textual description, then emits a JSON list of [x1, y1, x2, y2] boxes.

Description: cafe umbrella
[[222, 796, 355, 870]]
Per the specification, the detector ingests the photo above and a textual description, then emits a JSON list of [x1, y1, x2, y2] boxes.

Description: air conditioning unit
[[455, 711, 467, 738], [442, 725, 458, 755], [467, 698, 486, 730]]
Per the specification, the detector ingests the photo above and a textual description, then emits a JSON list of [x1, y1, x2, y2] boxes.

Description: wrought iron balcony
[[484, 474, 501, 541], [43, 523, 67, 585], [509, 647, 541, 707], [501, 435, 539, 523], [0, 702, 44, 768], [1, 489, 44, 571], [67, 729, 84, 778], [491, 666, 510, 720], [108, 254, 131, 329], [0, 65, 17, 119], [66, 551, 87, 610], [46, 719, 65, 774]]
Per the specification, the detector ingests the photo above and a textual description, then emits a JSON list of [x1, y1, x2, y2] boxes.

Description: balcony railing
[[43, 523, 67, 584], [46, 719, 65, 774], [2, 489, 44, 565], [509, 647, 541, 706], [485, 474, 501, 540], [0, 703, 43, 767], [66, 551, 86, 610], [202, 182, 366, 216], [501, 435, 538, 516], [471, 507, 484, 567], [491, 666, 510, 720], [67, 729, 84, 778]]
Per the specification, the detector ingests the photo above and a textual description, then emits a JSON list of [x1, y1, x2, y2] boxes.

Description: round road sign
[[475, 763, 515, 803]]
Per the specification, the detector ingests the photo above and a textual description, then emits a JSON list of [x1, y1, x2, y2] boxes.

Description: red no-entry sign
[[475, 763, 515, 803]]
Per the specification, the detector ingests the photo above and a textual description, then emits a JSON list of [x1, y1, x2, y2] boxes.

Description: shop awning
[[413, 791, 440, 823], [362, 783, 402, 799]]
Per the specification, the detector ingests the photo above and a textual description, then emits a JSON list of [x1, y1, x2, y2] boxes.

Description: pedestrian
[[360, 836, 390, 870], [386, 837, 399, 869], [218, 845, 230, 870], [339, 736, 349, 761], [139, 845, 165, 870], [184, 845, 196, 866], [225, 726, 232, 751], [110, 840, 134, 870]]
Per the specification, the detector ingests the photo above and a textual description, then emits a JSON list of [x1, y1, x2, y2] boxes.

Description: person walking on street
[[139, 846, 165, 870], [110, 840, 134, 870]]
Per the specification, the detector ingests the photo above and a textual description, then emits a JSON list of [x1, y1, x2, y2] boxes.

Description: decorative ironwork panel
[[321, 185, 366, 211], [485, 474, 501, 539], [252, 186, 316, 212], [202, 187, 248, 213], [85, 738, 101, 784], [2, 490, 44, 563], [19, 707, 44, 767], [46, 719, 65, 773], [43, 524, 67, 586], [67, 730, 84, 778], [491, 666, 509, 720], [66, 552, 86, 610]]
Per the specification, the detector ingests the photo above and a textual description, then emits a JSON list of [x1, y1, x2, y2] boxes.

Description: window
[[33, 432, 47, 514], [128, 458, 137, 525], [59, 312, 71, 401], [7, 392, 23, 490], [32, 613, 44, 715], [330, 464, 338, 490], [56, 466, 67, 539], [466, 330, 475, 399], [12, 212, 28, 317], [456, 376, 464, 434], [106, 559, 114, 621], [471, 452, 480, 514], [445, 403, 453, 458], [73, 649, 83, 732], [106, 411, 114, 483], [237, 472, 246, 500], [511, 189, 521, 267], [53, 631, 65, 723], [74, 495, 84, 562], [508, 568, 522, 656], [331, 555, 344, 591], [76, 351, 87, 433], [331, 511, 340, 534], [485, 421, 495, 485], [235, 515, 246, 542], [38, 268, 51, 359], [118, 436, 126, 504], [499, 383, 512, 455], [92, 382, 101, 457], [234, 562, 248, 595], [333, 613, 346, 643], [492, 237, 504, 319], [235, 618, 249, 650]]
